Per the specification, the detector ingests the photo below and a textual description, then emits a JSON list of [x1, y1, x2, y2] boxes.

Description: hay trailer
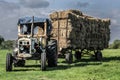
[[6, 17, 57, 71], [50, 10, 110, 63]]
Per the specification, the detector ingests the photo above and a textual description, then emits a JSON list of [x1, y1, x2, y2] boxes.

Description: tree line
[[0, 35, 14, 50], [0, 35, 120, 49], [109, 40, 120, 49]]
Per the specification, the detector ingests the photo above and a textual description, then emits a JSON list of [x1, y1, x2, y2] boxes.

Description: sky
[[0, 0, 120, 43]]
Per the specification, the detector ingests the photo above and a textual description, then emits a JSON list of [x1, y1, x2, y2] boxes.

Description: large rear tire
[[41, 52, 46, 71], [47, 39, 57, 67], [6, 53, 13, 71]]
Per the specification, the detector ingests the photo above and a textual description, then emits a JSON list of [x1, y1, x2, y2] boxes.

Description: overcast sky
[[0, 0, 120, 43]]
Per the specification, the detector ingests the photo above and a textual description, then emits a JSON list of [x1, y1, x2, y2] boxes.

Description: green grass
[[0, 49, 120, 80]]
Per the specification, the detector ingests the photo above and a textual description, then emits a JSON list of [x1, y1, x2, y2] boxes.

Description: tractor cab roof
[[18, 17, 49, 25]]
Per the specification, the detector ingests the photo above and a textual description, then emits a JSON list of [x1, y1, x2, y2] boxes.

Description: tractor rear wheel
[[6, 53, 13, 71], [41, 52, 46, 71], [65, 52, 73, 64], [47, 39, 57, 67]]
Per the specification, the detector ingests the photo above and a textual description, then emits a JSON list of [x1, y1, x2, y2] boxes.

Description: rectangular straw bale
[[49, 9, 111, 51]]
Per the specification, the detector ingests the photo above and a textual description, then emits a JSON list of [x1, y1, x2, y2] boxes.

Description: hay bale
[[50, 10, 83, 20], [49, 9, 110, 50]]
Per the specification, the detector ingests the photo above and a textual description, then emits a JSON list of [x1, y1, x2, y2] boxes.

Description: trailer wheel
[[47, 39, 57, 67], [6, 53, 13, 71], [95, 51, 102, 61], [74, 51, 81, 60], [65, 53, 73, 64], [41, 52, 46, 71]]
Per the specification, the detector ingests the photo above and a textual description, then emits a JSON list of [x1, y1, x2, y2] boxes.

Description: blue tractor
[[6, 17, 57, 71]]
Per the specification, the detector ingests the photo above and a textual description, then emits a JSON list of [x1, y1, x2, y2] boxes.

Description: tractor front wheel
[[6, 53, 13, 71], [41, 52, 46, 71]]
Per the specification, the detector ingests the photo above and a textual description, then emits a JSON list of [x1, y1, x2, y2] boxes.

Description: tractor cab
[[16, 17, 51, 57]]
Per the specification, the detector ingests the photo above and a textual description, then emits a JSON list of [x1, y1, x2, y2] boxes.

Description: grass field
[[0, 49, 120, 80]]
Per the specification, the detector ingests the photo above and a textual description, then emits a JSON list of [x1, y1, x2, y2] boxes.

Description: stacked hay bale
[[49, 10, 110, 51]]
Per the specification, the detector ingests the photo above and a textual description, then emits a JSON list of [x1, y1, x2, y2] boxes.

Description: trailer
[[50, 10, 110, 63]]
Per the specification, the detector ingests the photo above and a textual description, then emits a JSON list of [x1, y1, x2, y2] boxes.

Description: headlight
[[20, 41, 22, 44], [27, 42, 29, 44], [20, 46, 24, 50], [13, 48, 18, 53], [27, 35, 30, 38]]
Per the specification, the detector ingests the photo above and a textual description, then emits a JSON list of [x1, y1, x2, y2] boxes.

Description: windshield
[[19, 23, 44, 35], [20, 24, 31, 35]]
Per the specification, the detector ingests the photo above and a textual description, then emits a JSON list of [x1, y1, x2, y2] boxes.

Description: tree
[[109, 40, 120, 49], [0, 35, 4, 45], [1, 40, 14, 49]]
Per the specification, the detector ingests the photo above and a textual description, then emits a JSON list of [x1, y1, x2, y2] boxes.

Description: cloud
[[0, 1, 19, 40], [64, 1, 90, 10], [19, 0, 49, 8], [112, 19, 118, 25], [109, 12, 120, 43], [0, 1, 19, 19], [0, 0, 51, 40], [0, 16, 18, 40], [76, 2, 89, 8], [0, 1, 19, 10]]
